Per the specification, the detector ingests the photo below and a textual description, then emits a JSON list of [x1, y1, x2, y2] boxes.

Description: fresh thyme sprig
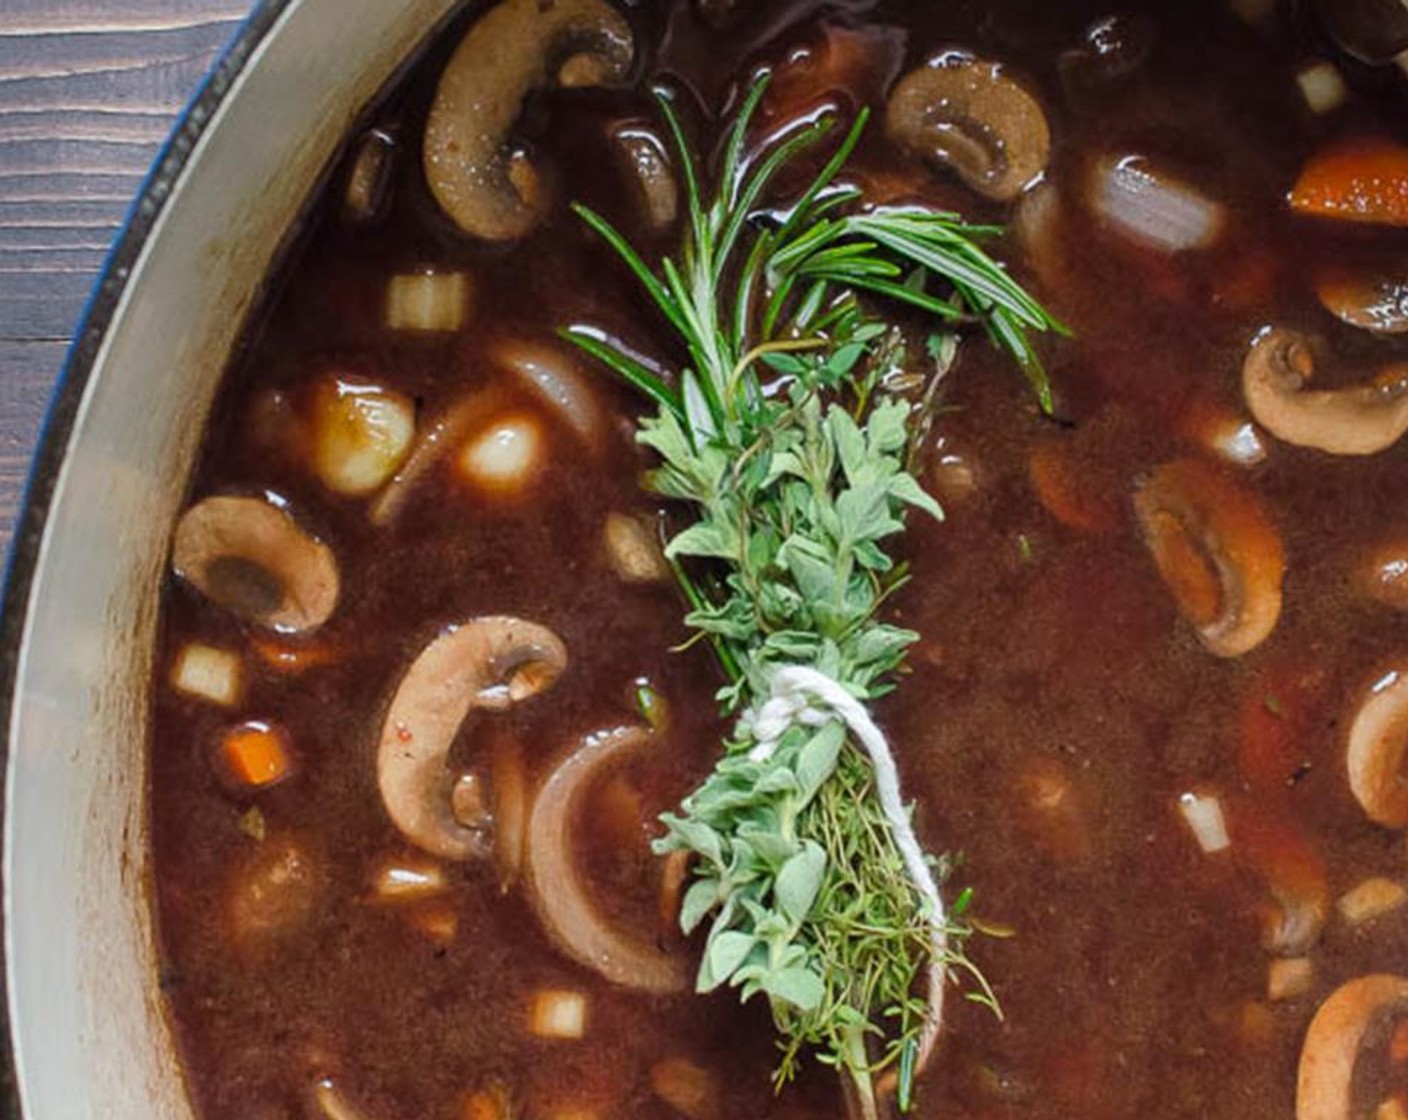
[[562, 75, 1060, 1115]]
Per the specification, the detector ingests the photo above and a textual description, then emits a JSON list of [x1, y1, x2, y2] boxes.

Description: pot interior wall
[[2, 1, 460, 1116]]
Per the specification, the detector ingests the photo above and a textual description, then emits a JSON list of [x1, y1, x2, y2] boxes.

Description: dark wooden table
[[0, 1, 248, 564]]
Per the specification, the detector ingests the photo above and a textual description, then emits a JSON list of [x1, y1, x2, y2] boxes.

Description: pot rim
[[0, 2, 295, 1112]]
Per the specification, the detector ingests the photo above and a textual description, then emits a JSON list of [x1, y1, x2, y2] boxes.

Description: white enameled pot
[[0, 3, 460, 1115]]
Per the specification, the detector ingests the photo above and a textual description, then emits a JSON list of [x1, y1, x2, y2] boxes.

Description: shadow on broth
[[147, 1, 1408, 1118]]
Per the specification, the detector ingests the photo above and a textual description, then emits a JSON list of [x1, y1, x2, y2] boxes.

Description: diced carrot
[[1230, 803, 1329, 955], [1029, 439, 1118, 533], [460, 1082, 513, 1120], [1237, 1001, 1279, 1049], [250, 634, 344, 675], [220, 721, 294, 790], [1237, 663, 1330, 800], [1211, 247, 1281, 313], [1289, 137, 1408, 227]]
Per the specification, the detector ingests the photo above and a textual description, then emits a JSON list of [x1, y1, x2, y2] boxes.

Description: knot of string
[[738, 664, 948, 1068]]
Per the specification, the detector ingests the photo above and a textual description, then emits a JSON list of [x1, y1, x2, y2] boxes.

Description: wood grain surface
[[0, 0, 247, 562]]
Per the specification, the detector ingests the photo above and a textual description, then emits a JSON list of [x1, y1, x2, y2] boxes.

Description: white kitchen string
[[741, 664, 948, 1069]]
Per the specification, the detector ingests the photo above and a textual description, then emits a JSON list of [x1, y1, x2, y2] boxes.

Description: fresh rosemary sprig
[[563, 75, 1059, 1115]]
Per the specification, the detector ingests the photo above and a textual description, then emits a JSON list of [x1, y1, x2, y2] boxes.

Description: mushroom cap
[[424, 0, 634, 241], [377, 616, 567, 860], [1297, 974, 1408, 1120], [1133, 458, 1285, 658], [1345, 666, 1408, 828], [885, 54, 1051, 202], [171, 495, 339, 634], [1244, 327, 1408, 456]]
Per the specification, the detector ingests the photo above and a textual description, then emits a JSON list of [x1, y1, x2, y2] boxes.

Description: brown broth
[[150, 1, 1408, 1117]]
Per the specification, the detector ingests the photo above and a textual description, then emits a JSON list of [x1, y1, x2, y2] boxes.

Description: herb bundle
[[564, 76, 1060, 1116]]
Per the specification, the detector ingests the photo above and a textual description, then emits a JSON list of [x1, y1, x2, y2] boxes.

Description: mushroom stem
[[1133, 459, 1285, 658]]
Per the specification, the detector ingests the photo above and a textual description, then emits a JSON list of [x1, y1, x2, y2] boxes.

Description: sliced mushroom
[[1346, 666, 1408, 827], [886, 54, 1050, 202], [424, 0, 634, 240], [1133, 459, 1285, 658], [526, 725, 688, 994], [377, 617, 567, 859], [172, 496, 339, 634], [1243, 328, 1408, 455], [1297, 974, 1408, 1120], [1316, 266, 1408, 335]]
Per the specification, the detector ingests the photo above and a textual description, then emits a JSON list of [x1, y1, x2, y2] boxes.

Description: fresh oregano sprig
[[562, 75, 1060, 1116]]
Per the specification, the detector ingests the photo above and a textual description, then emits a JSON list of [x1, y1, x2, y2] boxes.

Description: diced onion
[[311, 377, 416, 497], [493, 338, 606, 452], [368, 854, 449, 903], [1184, 402, 1269, 468], [1297, 61, 1348, 116], [457, 415, 544, 494], [407, 903, 458, 945], [528, 989, 588, 1039], [931, 454, 978, 505], [460, 1082, 513, 1120], [386, 270, 471, 334], [604, 512, 668, 583], [1337, 876, 1407, 926], [1268, 956, 1314, 1001], [1177, 791, 1231, 853], [1228, 0, 1275, 27], [1091, 155, 1226, 253], [612, 126, 678, 230], [1379, 1096, 1408, 1120], [344, 129, 395, 225], [312, 1079, 372, 1120], [170, 642, 243, 707], [649, 1057, 720, 1120], [1210, 419, 1269, 467]]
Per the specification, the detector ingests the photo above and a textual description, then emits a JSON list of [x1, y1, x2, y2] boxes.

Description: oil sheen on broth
[[149, 1, 1408, 1118]]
